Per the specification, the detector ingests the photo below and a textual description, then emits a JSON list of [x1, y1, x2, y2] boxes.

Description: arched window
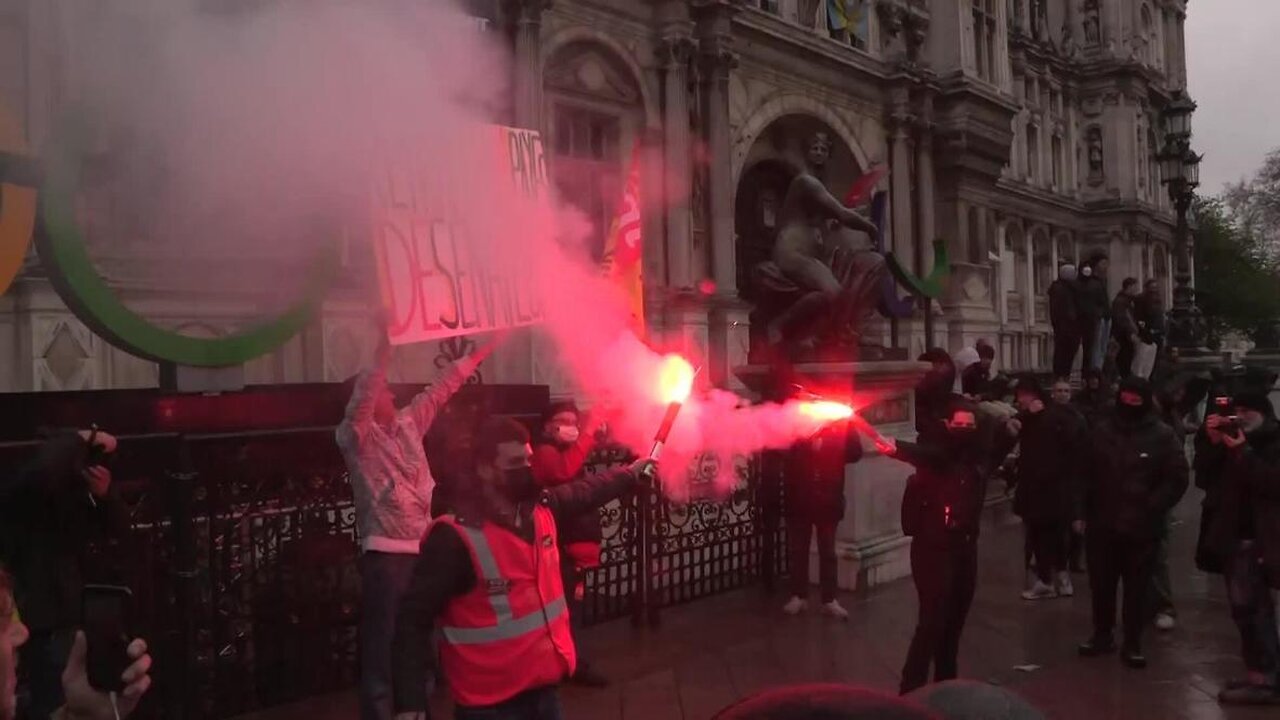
[[544, 43, 644, 262]]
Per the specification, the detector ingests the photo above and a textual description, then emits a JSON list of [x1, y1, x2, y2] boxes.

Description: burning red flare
[[798, 400, 855, 422], [657, 354, 696, 405]]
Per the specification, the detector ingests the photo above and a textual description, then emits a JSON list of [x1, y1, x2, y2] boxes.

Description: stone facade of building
[[0, 0, 1190, 392]]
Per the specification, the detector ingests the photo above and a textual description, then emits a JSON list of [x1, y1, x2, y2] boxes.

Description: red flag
[[843, 164, 888, 207], [601, 143, 646, 335]]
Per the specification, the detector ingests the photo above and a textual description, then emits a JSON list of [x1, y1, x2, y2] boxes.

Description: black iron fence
[[3, 430, 783, 719]]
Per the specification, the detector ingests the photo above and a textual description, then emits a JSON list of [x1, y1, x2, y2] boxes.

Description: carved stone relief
[[35, 317, 96, 391]]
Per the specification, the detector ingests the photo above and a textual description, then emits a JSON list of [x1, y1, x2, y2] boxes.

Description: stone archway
[[732, 95, 870, 190]]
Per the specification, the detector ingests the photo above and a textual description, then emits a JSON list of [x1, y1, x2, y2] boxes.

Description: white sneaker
[[1154, 613, 1176, 631], [782, 596, 808, 615], [1056, 572, 1075, 597], [822, 600, 849, 620], [1021, 581, 1058, 600]]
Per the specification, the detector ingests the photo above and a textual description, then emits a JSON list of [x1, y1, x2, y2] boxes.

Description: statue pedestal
[[737, 359, 929, 592]]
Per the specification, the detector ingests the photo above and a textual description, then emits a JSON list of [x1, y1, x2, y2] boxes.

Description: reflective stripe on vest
[[455, 525, 514, 623], [442, 595, 568, 645], [442, 523, 566, 645]]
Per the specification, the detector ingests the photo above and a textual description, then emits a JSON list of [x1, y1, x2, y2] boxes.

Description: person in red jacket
[[530, 401, 609, 687]]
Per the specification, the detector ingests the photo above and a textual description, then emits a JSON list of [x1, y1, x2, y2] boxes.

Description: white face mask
[[1082, 266, 1093, 277], [556, 425, 580, 444]]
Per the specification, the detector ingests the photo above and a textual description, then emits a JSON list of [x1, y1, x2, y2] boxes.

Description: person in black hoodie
[[0, 428, 127, 719], [916, 349, 959, 443], [1047, 264, 1082, 379], [1077, 377, 1189, 669], [1077, 253, 1111, 373], [781, 418, 864, 619], [1004, 379, 1086, 600], [884, 397, 989, 694], [1198, 392, 1280, 705]]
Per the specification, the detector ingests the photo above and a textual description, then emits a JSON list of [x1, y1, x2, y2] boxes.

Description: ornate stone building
[[0, 0, 1190, 392]]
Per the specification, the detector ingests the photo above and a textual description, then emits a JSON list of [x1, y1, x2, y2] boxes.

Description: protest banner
[[372, 125, 549, 346]]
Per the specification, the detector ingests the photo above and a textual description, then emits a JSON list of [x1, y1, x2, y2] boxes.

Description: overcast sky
[[1186, 0, 1280, 196]]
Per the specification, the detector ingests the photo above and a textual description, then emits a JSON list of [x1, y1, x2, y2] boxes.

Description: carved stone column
[[914, 96, 936, 278], [695, 0, 746, 387], [659, 31, 697, 291], [508, 0, 552, 129], [887, 90, 916, 275]]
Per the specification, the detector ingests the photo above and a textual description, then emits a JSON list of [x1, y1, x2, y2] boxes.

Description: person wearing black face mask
[[391, 417, 654, 720], [878, 400, 990, 694], [1077, 377, 1189, 669], [0, 427, 127, 719]]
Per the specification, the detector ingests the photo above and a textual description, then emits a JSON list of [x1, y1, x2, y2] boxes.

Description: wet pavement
[[237, 498, 1277, 720]]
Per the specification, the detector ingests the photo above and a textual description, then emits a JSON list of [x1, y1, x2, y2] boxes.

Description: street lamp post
[[1158, 90, 1206, 352]]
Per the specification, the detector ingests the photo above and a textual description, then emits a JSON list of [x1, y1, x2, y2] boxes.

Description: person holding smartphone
[[0, 428, 127, 718], [1, 568, 151, 720], [1197, 392, 1280, 705]]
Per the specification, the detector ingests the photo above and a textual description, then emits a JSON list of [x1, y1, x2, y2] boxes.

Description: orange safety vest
[[435, 507, 577, 707]]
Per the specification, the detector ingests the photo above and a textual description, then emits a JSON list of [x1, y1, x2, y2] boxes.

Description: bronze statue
[[752, 131, 888, 360]]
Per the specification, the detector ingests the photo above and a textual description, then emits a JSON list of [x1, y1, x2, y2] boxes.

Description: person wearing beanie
[[1199, 390, 1280, 705], [1077, 377, 1188, 669], [1003, 378, 1086, 600], [1048, 263, 1083, 378]]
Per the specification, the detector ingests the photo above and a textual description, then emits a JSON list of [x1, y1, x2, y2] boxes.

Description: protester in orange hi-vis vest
[[391, 416, 656, 720]]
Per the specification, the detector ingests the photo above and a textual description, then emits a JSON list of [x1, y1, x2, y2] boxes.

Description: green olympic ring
[[38, 116, 339, 367]]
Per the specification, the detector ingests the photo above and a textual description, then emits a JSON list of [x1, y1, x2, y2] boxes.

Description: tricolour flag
[[601, 142, 646, 335]]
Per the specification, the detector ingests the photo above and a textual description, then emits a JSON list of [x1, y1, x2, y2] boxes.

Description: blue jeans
[[1226, 543, 1280, 682], [455, 686, 564, 720], [359, 552, 420, 720]]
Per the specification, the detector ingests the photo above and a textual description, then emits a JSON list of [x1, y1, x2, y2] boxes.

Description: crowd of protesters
[[2, 292, 1278, 720]]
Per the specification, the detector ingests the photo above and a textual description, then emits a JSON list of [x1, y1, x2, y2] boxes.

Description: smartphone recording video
[[82, 584, 133, 693]]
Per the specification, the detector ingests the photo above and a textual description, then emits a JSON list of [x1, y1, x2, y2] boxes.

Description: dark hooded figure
[[1077, 377, 1189, 669], [1197, 391, 1280, 705], [1077, 253, 1111, 372], [1003, 378, 1086, 600], [887, 397, 989, 694], [916, 348, 958, 443]]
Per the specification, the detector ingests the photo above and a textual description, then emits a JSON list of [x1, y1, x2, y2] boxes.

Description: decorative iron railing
[[2, 430, 778, 719]]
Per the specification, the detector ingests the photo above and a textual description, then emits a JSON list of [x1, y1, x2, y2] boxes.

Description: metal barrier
[[2, 430, 778, 719]]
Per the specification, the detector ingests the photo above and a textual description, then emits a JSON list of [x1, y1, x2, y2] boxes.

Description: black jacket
[[1111, 293, 1138, 340], [1197, 419, 1280, 581], [391, 466, 638, 713], [960, 363, 992, 398], [1047, 279, 1080, 331], [1082, 412, 1189, 539], [895, 438, 988, 545], [1008, 405, 1086, 523], [1078, 274, 1111, 322], [1135, 291, 1166, 343], [784, 424, 864, 522], [0, 430, 130, 631]]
